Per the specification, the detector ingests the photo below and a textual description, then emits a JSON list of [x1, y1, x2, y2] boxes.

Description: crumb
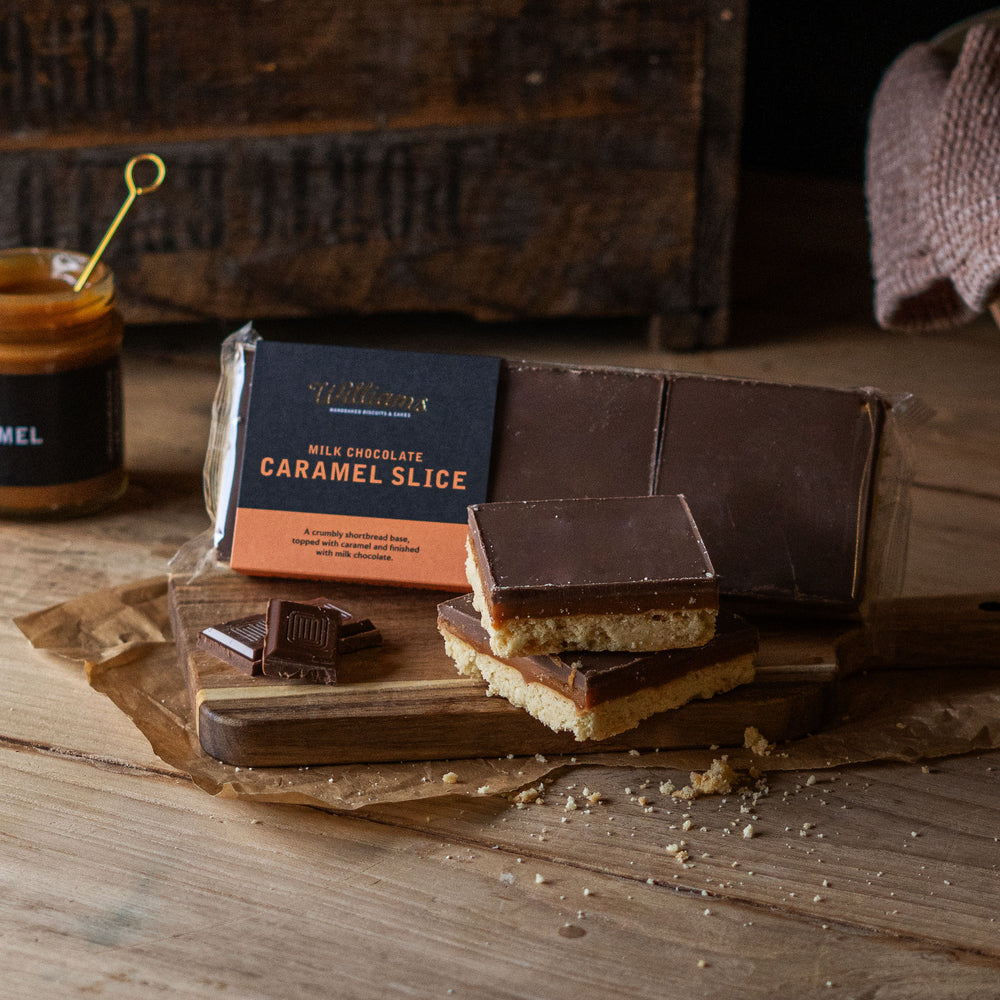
[[535, 873, 546, 884], [674, 757, 740, 800], [565, 796, 578, 811], [743, 726, 774, 756], [477, 785, 491, 794], [659, 780, 675, 795], [742, 824, 755, 839], [512, 788, 540, 805], [442, 772, 459, 784], [697, 959, 709, 969]]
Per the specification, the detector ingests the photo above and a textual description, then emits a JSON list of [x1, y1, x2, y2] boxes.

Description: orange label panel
[[229, 508, 468, 591]]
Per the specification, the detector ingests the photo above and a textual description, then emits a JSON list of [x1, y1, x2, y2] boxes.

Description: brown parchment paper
[[14, 576, 1000, 812]]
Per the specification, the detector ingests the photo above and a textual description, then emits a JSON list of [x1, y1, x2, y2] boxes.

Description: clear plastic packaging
[[198, 330, 920, 621]]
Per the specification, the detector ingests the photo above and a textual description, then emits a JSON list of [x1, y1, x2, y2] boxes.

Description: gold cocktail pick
[[73, 153, 166, 292]]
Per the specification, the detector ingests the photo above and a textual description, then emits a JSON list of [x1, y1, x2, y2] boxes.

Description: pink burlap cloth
[[867, 23, 1000, 330]]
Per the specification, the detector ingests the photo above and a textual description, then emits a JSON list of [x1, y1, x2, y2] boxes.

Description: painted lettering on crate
[[0, 135, 484, 254], [246, 136, 481, 246], [0, 3, 149, 129], [3, 151, 225, 253]]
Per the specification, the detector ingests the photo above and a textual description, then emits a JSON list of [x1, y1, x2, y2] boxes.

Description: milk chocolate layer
[[655, 374, 885, 614], [438, 595, 756, 710], [488, 361, 665, 502], [467, 495, 717, 620]]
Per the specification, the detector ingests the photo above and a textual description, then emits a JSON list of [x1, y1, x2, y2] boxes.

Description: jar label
[[0, 359, 123, 486]]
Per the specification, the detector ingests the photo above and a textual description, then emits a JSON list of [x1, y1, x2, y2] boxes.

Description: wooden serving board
[[168, 570, 999, 767]]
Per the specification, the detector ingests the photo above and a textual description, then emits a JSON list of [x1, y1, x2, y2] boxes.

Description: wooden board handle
[[839, 593, 1000, 673]]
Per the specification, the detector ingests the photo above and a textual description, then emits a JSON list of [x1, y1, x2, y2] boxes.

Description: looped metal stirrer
[[73, 153, 166, 292]]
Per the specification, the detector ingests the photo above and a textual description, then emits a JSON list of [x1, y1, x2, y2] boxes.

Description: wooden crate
[[0, 0, 745, 348]]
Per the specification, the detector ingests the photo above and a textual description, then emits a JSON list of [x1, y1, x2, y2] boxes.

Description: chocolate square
[[262, 599, 343, 683], [655, 374, 885, 614], [487, 361, 665, 502]]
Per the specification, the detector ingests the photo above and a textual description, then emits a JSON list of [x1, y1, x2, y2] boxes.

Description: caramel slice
[[465, 495, 718, 657], [437, 595, 756, 741]]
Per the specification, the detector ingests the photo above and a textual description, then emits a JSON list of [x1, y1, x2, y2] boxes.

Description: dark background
[[741, 2, 989, 179]]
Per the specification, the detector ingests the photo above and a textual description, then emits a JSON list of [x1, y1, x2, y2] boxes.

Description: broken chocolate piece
[[197, 598, 377, 676], [337, 618, 382, 653], [262, 599, 342, 683], [197, 613, 269, 675]]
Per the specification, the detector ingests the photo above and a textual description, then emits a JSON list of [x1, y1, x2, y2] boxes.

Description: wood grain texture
[[3, 173, 1000, 996], [171, 569, 831, 766], [5, 745, 1000, 999], [0, 1, 745, 339], [372, 751, 1000, 963]]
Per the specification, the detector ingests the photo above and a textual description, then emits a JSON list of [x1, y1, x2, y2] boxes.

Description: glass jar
[[0, 247, 126, 518]]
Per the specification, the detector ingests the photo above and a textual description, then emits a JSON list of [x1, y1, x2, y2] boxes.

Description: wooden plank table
[[3, 175, 1000, 997]]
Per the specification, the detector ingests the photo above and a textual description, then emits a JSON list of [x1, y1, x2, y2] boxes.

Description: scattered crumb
[[742, 824, 755, 839], [442, 772, 459, 784], [535, 873, 547, 884], [743, 726, 774, 757], [697, 959, 709, 969], [674, 757, 740, 800]]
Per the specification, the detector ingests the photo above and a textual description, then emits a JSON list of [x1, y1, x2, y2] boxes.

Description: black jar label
[[0, 359, 123, 486]]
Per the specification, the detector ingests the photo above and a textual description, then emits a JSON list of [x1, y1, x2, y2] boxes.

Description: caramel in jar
[[0, 248, 125, 518]]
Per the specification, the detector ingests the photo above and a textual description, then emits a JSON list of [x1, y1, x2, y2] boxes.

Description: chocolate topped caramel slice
[[438, 594, 756, 742], [465, 494, 718, 657]]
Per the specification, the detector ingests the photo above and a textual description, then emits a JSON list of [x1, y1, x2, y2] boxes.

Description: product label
[[0, 359, 123, 486], [229, 341, 501, 590]]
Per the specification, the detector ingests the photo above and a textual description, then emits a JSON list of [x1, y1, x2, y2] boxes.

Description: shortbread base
[[441, 628, 755, 742], [466, 545, 716, 657]]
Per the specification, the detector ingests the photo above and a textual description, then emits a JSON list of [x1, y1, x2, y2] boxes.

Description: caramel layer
[[437, 595, 756, 710]]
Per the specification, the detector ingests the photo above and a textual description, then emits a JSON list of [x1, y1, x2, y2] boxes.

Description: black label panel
[[0, 359, 123, 486]]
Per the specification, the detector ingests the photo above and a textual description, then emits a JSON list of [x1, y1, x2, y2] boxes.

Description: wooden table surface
[[4, 175, 1000, 997]]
